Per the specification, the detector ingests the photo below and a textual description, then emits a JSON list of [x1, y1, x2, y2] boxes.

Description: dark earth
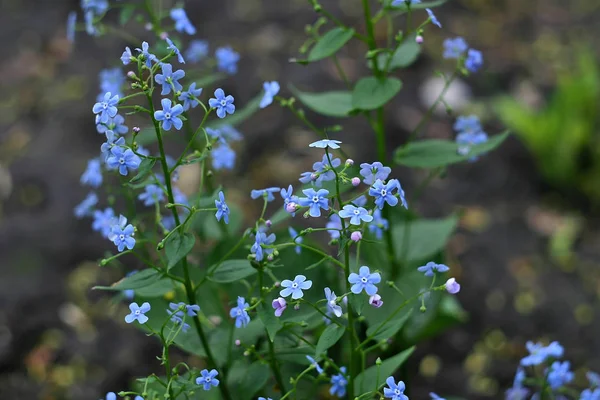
[[1, 0, 600, 399]]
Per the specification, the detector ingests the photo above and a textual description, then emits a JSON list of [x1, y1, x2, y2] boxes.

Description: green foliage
[[315, 324, 346, 356], [308, 27, 355, 62], [165, 231, 196, 270], [352, 77, 403, 110], [354, 347, 415, 393], [290, 87, 354, 117]]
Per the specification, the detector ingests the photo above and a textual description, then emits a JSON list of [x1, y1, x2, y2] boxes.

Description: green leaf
[[129, 158, 156, 183], [119, 4, 136, 25], [349, 293, 366, 315], [352, 77, 402, 110], [387, 0, 447, 10], [133, 279, 176, 298], [93, 268, 161, 291], [209, 259, 257, 283], [354, 347, 415, 393], [180, 152, 208, 166], [239, 362, 271, 400], [291, 87, 354, 118], [394, 131, 510, 168], [165, 231, 196, 270], [388, 34, 421, 70], [257, 303, 281, 342], [308, 27, 355, 62], [315, 324, 345, 356], [392, 215, 459, 263], [366, 308, 413, 342], [405, 294, 468, 342]]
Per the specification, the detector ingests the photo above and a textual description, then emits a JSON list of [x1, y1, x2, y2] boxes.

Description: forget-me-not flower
[[580, 389, 600, 400], [215, 191, 230, 224], [104, 392, 117, 400], [330, 367, 348, 398], [445, 278, 461, 294], [384, 377, 408, 400], [456, 131, 488, 160], [547, 361, 574, 389], [135, 41, 157, 68], [369, 208, 389, 240], [179, 83, 202, 111], [169, 302, 200, 317], [100, 132, 124, 163], [588, 371, 600, 387], [186, 40, 209, 63], [211, 143, 236, 170], [454, 115, 482, 134], [348, 266, 381, 295], [168, 310, 191, 332], [288, 226, 303, 254], [170, 8, 196, 35], [309, 139, 342, 149], [109, 215, 136, 252], [155, 63, 185, 95], [272, 297, 287, 317], [209, 88, 235, 118], [280, 275, 312, 299], [298, 188, 329, 217], [369, 179, 407, 210], [81, 159, 103, 188], [196, 369, 219, 391], [98, 68, 125, 100], [166, 37, 185, 64], [229, 296, 250, 328], [306, 355, 324, 374], [93, 92, 119, 123], [96, 113, 128, 135], [260, 81, 280, 109], [215, 46, 240, 74], [430, 393, 446, 400], [92, 207, 116, 238], [417, 261, 450, 277], [251, 232, 276, 261], [251, 187, 281, 202], [121, 46, 133, 65], [138, 184, 164, 206], [326, 214, 342, 240], [443, 37, 468, 59], [106, 146, 141, 176], [310, 153, 341, 186], [74, 192, 98, 218], [281, 185, 299, 216], [521, 341, 562, 366], [465, 49, 483, 73], [154, 98, 184, 131], [338, 205, 373, 225], [391, 0, 421, 6], [427, 9, 442, 28], [360, 162, 392, 185], [125, 302, 150, 324], [324, 287, 342, 317]]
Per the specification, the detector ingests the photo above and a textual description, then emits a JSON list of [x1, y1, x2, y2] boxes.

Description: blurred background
[[1, 0, 600, 398]]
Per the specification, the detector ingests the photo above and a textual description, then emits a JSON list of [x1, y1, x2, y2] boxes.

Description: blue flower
[[505, 387, 529, 400], [155, 63, 185, 96], [369, 179, 407, 210], [260, 81, 280, 109], [215, 191, 230, 224], [135, 41, 158, 68], [169, 302, 200, 317], [66, 11, 77, 42], [154, 98, 184, 131], [281, 185, 299, 216], [443, 37, 468, 59], [354, 195, 368, 207], [465, 48, 483, 73], [417, 261, 450, 277], [580, 389, 600, 400], [588, 371, 600, 387], [251, 232, 276, 261], [208, 88, 235, 119], [306, 355, 324, 374], [100, 131, 125, 162], [93, 92, 119, 124], [391, 0, 421, 6], [215, 46, 240, 74], [109, 215, 136, 252], [81, 0, 108, 14], [219, 125, 243, 141], [106, 146, 141, 176], [430, 393, 445, 400], [138, 184, 164, 206], [360, 162, 392, 185], [521, 341, 564, 366], [167, 311, 190, 332], [383, 377, 408, 400], [311, 153, 341, 186], [92, 207, 116, 238], [324, 287, 342, 318], [288, 226, 303, 254], [170, 8, 196, 35], [83, 10, 97, 36], [348, 266, 381, 295], [298, 188, 329, 217], [426, 9, 442, 28], [96, 113, 128, 135], [369, 209, 389, 239], [454, 115, 482, 134], [280, 275, 312, 299], [547, 361, 574, 389], [251, 187, 281, 202], [74, 192, 98, 218], [326, 214, 342, 239], [179, 83, 202, 111], [229, 296, 250, 328], [121, 46, 133, 65], [166, 38, 185, 64], [299, 171, 314, 184], [456, 131, 488, 160], [211, 143, 236, 170], [98, 68, 125, 99], [330, 367, 348, 397], [124, 301, 150, 324], [196, 369, 219, 391], [104, 392, 117, 400], [81, 159, 103, 188], [338, 205, 373, 225], [185, 40, 209, 63], [309, 139, 342, 149]]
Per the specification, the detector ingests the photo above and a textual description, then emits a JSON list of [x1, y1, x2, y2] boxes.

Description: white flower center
[[134, 310, 140, 315], [380, 189, 387, 196], [292, 282, 298, 289], [205, 377, 211, 382], [361, 277, 368, 283], [220, 99, 227, 106], [237, 309, 242, 316], [165, 112, 171, 119], [329, 300, 336, 307], [353, 209, 360, 215], [102, 102, 108, 109], [312, 196, 319, 203], [119, 158, 125, 164], [119, 234, 125, 240], [395, 389, 401, 395]]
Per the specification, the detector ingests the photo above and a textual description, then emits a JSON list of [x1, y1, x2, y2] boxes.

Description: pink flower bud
[[416, 35, 424, 44], [294, 304, 300, 310], [369, 294, 383, 308], [345, 159, 354, 167], [310, 173, 318, 181], [350, 231, 362, 242], [286, 202, 297, 213], [132, 126, 141, 133], [265, 220, 272, 228], [445, 278, 461, 294], [235, 339, 241, 346], [160, 32, 168, 40], [272, 297, 287, 317], [274, 281, 281, 288], [267, 254, 274, 262], [351, 177, 361, 187], [127, 71, 136, 79]]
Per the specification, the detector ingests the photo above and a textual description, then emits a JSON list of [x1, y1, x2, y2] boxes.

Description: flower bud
[[132, 126, 141, 134], [369, 294, 383, 308], [445, 278, 461, 294], [350, 231, 362, 242], [267, 254, 274, 262], [144, 22, 153, 31], [274, 281, 281, 287], [310, 173, 318, 181], [235, 339, 241, 346], [351, 177, 361, 187], [265, 220, 272, 228], [286, 202, 297, 213], [160, 32, 168, 40], [416, 35, 424, 44], [294, 304, 300, 310], [127, 71, 137, 79], [345, 159, 354, 167]]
